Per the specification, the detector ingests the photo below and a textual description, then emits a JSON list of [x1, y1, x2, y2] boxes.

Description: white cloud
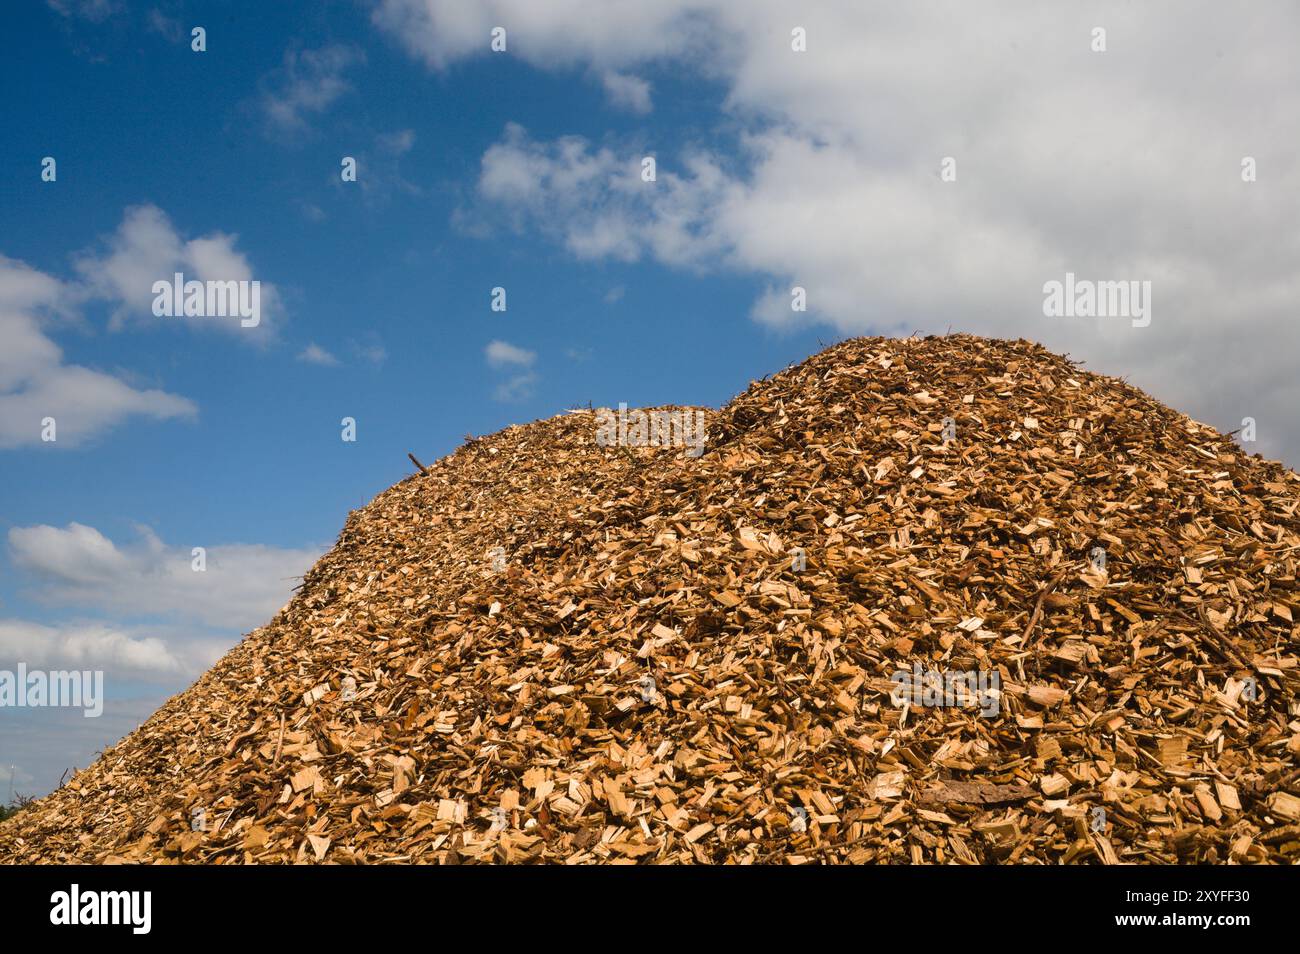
[[0, 255, 196, 450], [493, 371, 539, 403], [391, 0, 1300, 464], [2, 202, 281, 449], [485, 339, 536, 368], [0, 619, 183, 675], [349, 336, 388, 367], [484, 340, 538, 401], [600, 70, 652, 113], [1, 522, 324, 798], [298, 343, 340, 366], [73, 204, 280, 339], [260, 44, 365, 135], [8, 523, 323, 631], [372, 0, 712, 70], [476, 123, 729, 265], [475, 124, 731, 266], [0, 253, 69, 315]]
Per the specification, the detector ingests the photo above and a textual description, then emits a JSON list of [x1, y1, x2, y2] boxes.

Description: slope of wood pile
[[2, 334, 1298, 865]]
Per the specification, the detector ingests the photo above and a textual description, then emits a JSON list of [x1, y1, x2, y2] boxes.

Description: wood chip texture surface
[[2, 335, 1298, 864]]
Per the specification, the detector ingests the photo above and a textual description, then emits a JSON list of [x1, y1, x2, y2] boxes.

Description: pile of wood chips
[[3, 335, 1298, 864]]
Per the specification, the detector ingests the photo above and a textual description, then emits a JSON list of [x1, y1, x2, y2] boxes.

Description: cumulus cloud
[[477, 123, 729, 265], [600, 70, 652, 113], [260, 44, 365, 135], [8, 522, 323, 632], [0, 255, 196, 450], [2, 202, 280, 449], [74, 204, 280, 338], [372, 0, 715, 70], [0, 619, 183, 675], [485, 339, 536, 368], [388, 0, 1300, 464]]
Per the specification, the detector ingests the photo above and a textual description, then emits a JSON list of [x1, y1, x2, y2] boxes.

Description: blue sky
[[4, 1, 1298, 798]]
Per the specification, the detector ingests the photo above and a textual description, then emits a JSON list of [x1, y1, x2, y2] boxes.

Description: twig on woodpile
[[1191, 606, 1254, 670], [1023, 567, 1071, 649], [407, 452, 429, 475], [272, 712, 286, 766]]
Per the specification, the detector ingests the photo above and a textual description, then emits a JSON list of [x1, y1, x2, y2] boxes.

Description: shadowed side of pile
[[2, 334, 1297, 864]]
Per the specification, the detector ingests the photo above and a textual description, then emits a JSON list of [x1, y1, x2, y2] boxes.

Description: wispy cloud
[[485, 339, 538, 402], [145, 9, 183, 42], [260, 44, 364, 136], [376, 128, 416, 155], [297, 342, 339, 366], [46, 0, 117, 22], [348, 335, 387, 367], [492, 371, 538, 403], [344, 129, 423, 204]]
